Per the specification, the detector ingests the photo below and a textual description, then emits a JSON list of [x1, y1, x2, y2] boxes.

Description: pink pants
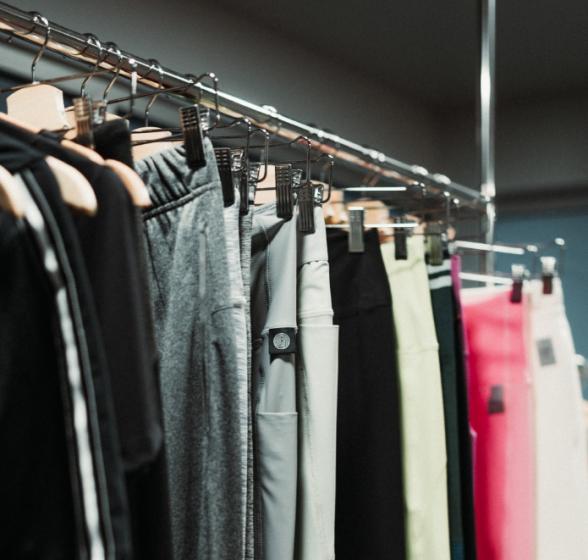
[[462, 288, 534, 560]]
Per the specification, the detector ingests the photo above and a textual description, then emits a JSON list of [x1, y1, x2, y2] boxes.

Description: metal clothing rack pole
[[0, 2, 486, 209], [479, 0, 497, 270]]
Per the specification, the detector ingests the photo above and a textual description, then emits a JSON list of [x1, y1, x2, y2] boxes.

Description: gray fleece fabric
[[136, 141, 243, 560]]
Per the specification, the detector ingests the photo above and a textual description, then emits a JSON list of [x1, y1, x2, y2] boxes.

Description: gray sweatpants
[[137, 142, 243, 560], [251, 202, 298, 560]]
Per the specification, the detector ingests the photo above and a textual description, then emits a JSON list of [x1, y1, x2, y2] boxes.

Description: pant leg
[[428, 259, 466, 560], [295, 207, 339, 560], [239, 208, 256, 560], [328, 228, 406, 560], [382, 237, 450, 560], [528, 279, 588, 560], [138, 143, 242, 560], [251, 203, 298, 560]]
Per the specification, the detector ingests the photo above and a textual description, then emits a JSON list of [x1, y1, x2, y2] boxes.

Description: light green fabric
[[381, 237, 451, 560]]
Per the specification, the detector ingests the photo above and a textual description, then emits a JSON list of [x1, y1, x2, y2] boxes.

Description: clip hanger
[[348, 207, 365, 253], [510, 264, 526, 303], [180, 104, 206, 170], [73, 97, 94, 148], [540, 256, 556, 295], [214, 147, 235, 207], [394, 217, 409, 260], [425, 222, 445, 266], [275, 163, 293, 220]]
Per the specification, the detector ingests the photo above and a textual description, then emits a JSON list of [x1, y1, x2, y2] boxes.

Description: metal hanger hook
[[80, 34, 104, 97], [101, 42, 124, 102], [144, 59, 164, 126], [28, 13, 50, 82], [194, 72, 220, 129]]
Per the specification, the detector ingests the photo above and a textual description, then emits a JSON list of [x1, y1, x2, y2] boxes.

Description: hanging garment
[[381, 237, 451, 560], [0, 132, 133, 559], [0, 121, 173, 558], [295, 206, 339, 560], [450, 255, 477, 560], [428, 257, 467, 560], [327, 228, 406, 560], [223, 187, 250, 560], [250, 202, 299, 560], [462, 287, 534, 560], [0, 186, 86, 559], [136, 142, 243, 560], [239, 207, 256, 560], [527, 279, 588, 560]]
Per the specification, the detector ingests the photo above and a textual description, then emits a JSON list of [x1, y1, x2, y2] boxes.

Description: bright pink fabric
[[462, 289, 535, 560]]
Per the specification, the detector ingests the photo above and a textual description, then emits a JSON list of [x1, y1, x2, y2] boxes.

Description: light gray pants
[[137, 142, 243, 560], [251, 203, 298, 560]]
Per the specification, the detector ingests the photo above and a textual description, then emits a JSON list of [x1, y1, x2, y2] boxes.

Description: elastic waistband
[[136, 138, 220, 215]]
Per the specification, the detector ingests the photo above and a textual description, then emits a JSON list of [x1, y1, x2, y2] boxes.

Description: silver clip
[[348, 207, 365, 253]]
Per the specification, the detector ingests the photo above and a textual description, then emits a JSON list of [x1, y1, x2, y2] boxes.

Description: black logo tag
[[269, 328, 296, 355], [488, 385, 505, 414]]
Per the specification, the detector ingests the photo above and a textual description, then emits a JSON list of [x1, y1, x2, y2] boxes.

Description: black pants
[[327, 229, 406, 560]]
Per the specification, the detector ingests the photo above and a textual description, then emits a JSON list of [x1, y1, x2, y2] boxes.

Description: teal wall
[[495, 210, 588, 359]]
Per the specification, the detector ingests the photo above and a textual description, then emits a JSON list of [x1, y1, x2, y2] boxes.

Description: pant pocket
[[256, 411, 298, 560]]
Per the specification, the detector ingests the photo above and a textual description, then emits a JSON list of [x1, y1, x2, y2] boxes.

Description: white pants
[[527, 279, 588, 560]]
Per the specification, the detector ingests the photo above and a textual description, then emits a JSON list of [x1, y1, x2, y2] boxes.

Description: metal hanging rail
[[0, 2, 486, 207]]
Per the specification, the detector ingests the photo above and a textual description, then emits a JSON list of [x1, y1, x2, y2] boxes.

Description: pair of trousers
[[527, 279, 588, 559], [328, 228, 406, 560], [462, 287, 534, 560], [295, 207, 339, 560], [137, 142, 243, 559], [382, 237, 450, 560], [428, 258, 467, 560], [251, 203, 298, 560]]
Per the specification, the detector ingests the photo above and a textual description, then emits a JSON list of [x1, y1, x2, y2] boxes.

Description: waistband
[[136, 138, 220, 215], [327, 228, 392, 316]]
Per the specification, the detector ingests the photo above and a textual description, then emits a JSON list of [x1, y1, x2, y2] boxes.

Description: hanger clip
[[541, 256, 557, 295], [214, 147, 235, 208], [510, 264, 526, 303], [275, 163, 293, 220], [313, 183, 324, 206], [180, 105, 206, 170], [297, 181, 316, 233], [425, 223, 445, 266], [239, 162, 260, 215], [73, 97, 94, 148], [348, 206, 365, 253], [395, 218, 408, 260]]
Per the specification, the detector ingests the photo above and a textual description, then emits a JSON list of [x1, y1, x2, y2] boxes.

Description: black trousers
[[327, 229, 406, 560]]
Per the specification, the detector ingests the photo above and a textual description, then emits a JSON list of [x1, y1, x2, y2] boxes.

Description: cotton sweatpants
[[462, 287, 534, 560], [137, 142, 243, 560], [251, 202, 298, 560], [428, 258, 467, 560], [381, 237, 451, 560], [527, 279, 588, 560], [327, 228, 406, 560], [295, 207, 339, 560]]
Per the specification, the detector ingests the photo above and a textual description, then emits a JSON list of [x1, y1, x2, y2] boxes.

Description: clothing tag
[[269, 328, 296, 355], [537, 338, 556, 367], [488, 385, 505, 414]]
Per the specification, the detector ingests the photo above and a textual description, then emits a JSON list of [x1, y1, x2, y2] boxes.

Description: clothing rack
[[0, 2, 486, 210]]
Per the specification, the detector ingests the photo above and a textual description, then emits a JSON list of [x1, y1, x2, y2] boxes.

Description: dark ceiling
[[214, 0, 588, 109]]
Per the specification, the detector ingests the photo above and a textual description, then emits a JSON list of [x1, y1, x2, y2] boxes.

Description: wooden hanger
[[45, 156, 98, 215], [131, 127, 182, 161], [6, 84, 70, 131], [0, 165, 26, 218], [104, 159, 151, 208]]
